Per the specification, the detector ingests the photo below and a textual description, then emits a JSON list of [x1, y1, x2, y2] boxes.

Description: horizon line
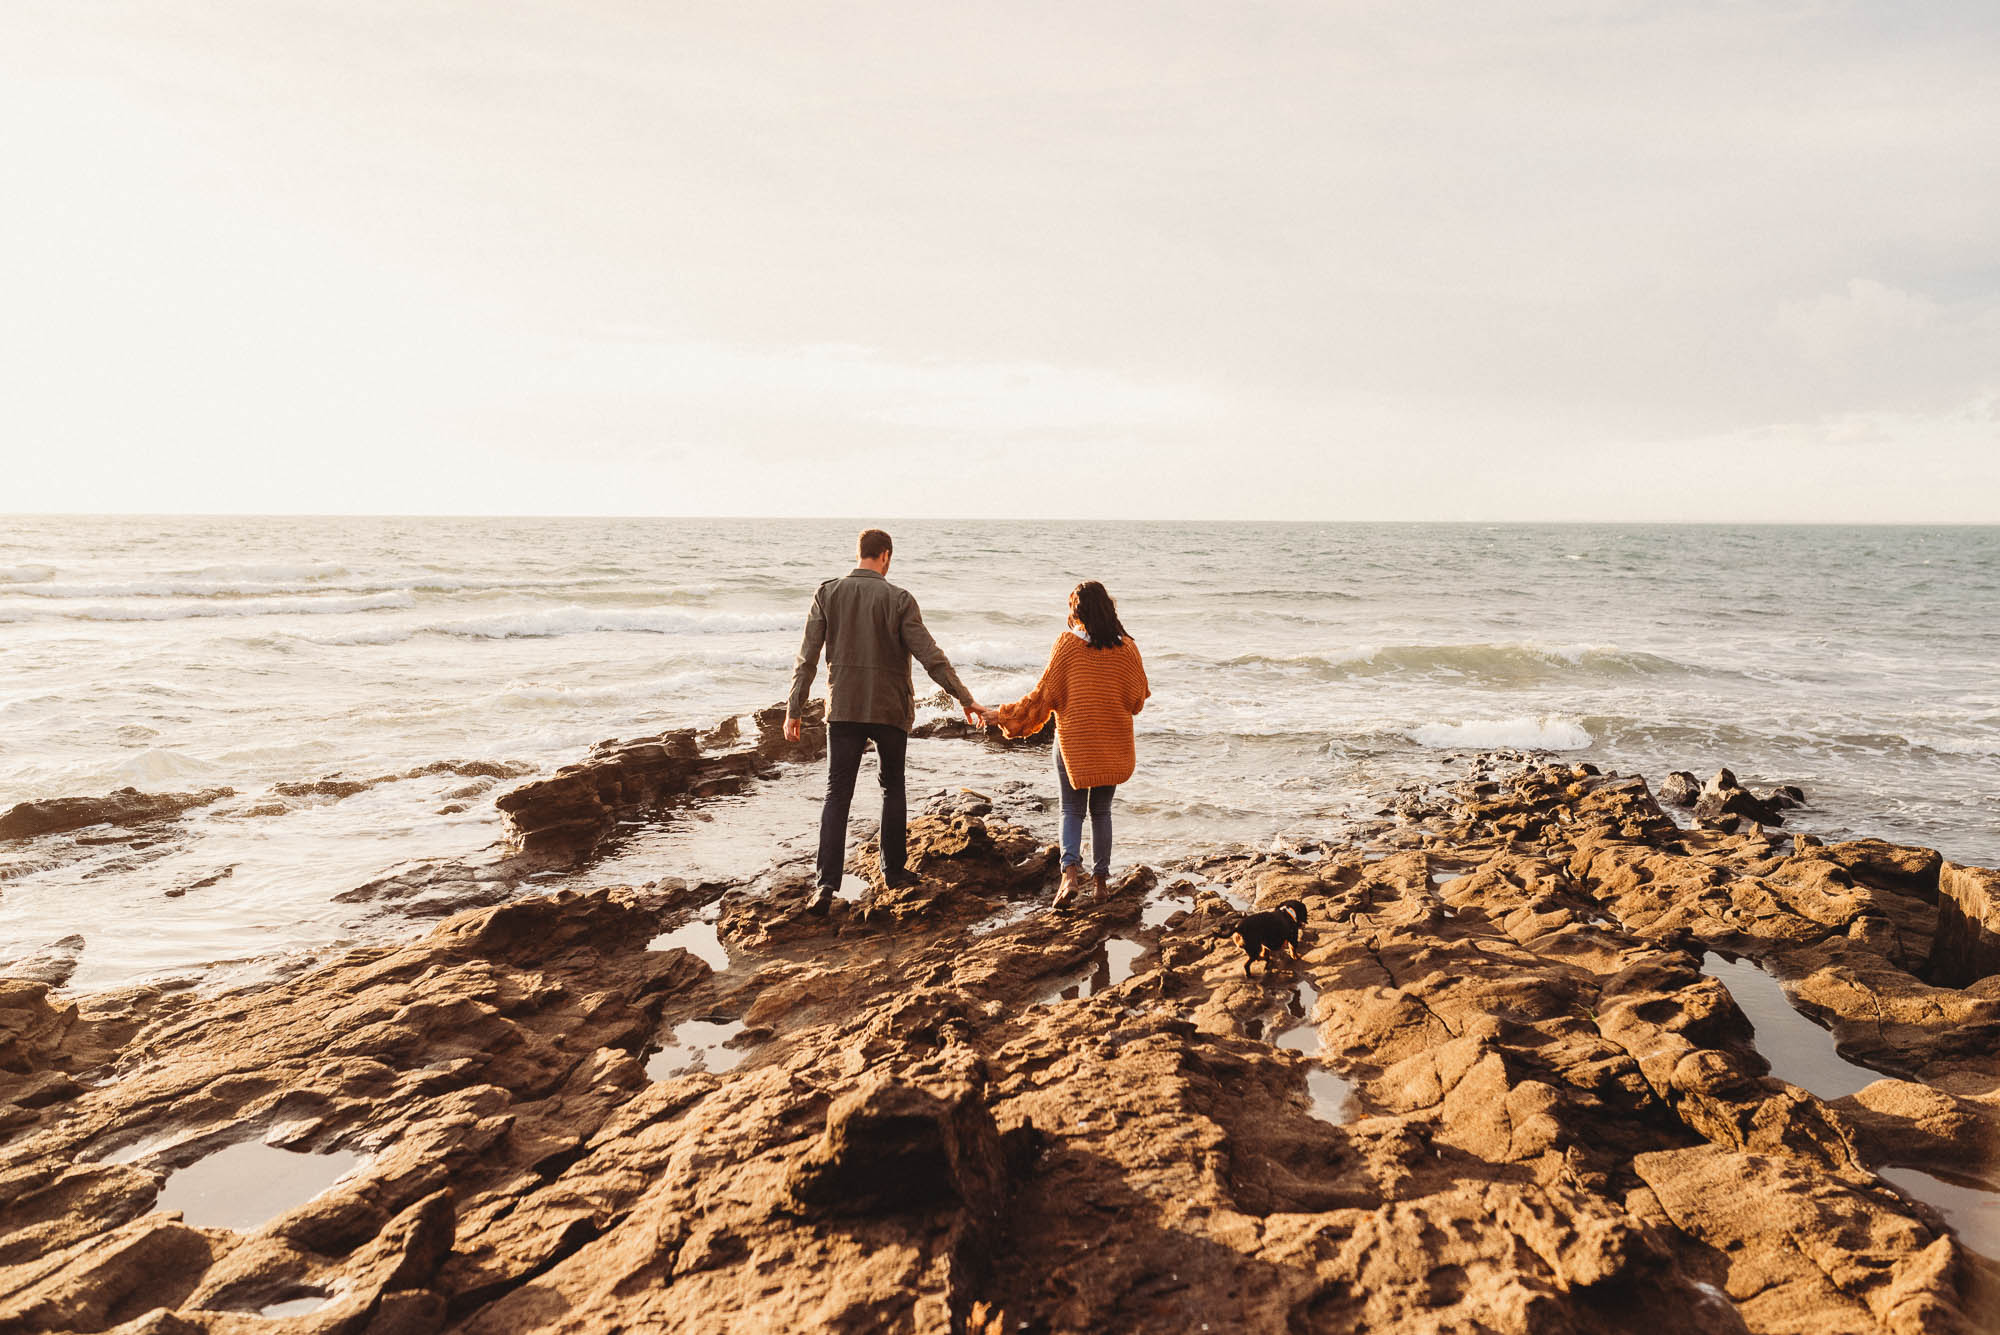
[[5, 512, 1998, 528]]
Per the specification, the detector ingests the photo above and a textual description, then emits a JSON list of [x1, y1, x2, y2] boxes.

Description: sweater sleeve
[[1126, 643, 1150, 715], [988, 636, 1066, 739]]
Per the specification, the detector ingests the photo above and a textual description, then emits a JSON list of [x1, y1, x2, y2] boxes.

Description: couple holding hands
[[784, 528, 1149, 915]]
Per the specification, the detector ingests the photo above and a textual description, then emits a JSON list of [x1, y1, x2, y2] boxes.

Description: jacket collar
[[848, 567, 885, 579]]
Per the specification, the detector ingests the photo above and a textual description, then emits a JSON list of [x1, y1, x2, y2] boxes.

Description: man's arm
[[899, 592, 977, 715], [785, 586, 828, 741]]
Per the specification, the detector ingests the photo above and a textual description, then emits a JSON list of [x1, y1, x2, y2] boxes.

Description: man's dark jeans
[[817, 721, 907, 892]]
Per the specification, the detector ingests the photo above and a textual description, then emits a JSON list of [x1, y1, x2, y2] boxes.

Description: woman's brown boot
[[1092, 872, 1110, 901], [1053, 865, 1084, 910]]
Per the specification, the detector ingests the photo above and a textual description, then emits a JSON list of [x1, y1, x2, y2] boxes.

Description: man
[[786, 528, 985, 913]]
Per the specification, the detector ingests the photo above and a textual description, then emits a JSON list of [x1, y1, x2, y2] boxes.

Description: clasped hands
[[782, 706, 995, 740]]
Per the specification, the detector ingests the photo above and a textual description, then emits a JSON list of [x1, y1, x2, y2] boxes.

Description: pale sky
[[3, 1, 1997, 521]]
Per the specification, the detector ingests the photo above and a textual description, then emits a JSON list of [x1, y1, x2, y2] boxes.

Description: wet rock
[[1928, 862, 2000, 987], [0, 788, 235, 842], [1, 935, 85, 988], [1658, 771, 1700, 807], [1692, 768, 1785, 832], [495, 701, 825, 859]]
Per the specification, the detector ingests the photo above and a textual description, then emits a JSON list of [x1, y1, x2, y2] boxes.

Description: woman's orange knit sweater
[[990, 633, 1150, 788]]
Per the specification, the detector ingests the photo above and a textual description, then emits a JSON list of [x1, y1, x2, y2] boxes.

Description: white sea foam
[[1908, 733, 2000, 757], [113, 748, 226, 786], [1218, 642, 1688, 681], [1407, 716, 1595, 751], [953, 639, 1048, 671], [0, 564, 56, 583]]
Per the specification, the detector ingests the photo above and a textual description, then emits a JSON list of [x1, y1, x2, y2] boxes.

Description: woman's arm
[[1126, 643, 1150, 715], [987, 637, 1067, 738]]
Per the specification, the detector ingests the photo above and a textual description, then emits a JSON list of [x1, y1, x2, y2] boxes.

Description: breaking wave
[[1407, 715, 1595, 751], [1221, 642, 1696, 684], [47, 592, 418, 622]]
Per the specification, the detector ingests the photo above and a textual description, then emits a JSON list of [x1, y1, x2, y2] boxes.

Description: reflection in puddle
[[1880, 1167, 2000, 1258], [259, 1293, 332, 1317], [1037, 937, 1146, 1004], [1273, 976, 1321, 1052], [1144, 872, 1247, 926], [155, 1140, 366, 1232], [646, 921, 730, 972], [645, 1018, 747, 1080], [1305, 1066, 1356, 1123], [1104, 937, 1144, 985], [1142, 891, 1196, 929], [1701, 952, 1887, 1101]]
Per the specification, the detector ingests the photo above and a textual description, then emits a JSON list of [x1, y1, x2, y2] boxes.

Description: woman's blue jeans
[[1056, 750, 1115, 878]]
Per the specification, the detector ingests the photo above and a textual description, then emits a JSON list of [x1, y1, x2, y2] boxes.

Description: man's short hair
[[858, 528, 893, 561]]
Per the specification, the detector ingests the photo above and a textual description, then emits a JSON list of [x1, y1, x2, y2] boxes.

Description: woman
[[984, 581, 1150, 908]]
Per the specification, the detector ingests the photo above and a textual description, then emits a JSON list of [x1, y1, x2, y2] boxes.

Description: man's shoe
[[805, 884, 835, 915], [883, 869, 922, 890], [1051, 866, 1084, 911]]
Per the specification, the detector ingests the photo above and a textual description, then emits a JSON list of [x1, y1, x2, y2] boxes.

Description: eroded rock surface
[[2, 760, 1996, 1333], [494, 702, 826, 860]]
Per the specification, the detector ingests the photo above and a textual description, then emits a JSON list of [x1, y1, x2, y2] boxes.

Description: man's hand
[[784, 715, 803, 743]]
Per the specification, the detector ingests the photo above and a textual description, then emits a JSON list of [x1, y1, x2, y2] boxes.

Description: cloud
[[4, 0, 1999, 518], [1773, 279, 1941, 360]]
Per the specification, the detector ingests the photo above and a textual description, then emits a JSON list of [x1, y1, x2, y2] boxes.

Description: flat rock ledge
[[3, 765, 1999, 1333]]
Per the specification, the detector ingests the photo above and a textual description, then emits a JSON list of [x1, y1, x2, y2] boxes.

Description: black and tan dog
[[1221, 899, 1308, 975]]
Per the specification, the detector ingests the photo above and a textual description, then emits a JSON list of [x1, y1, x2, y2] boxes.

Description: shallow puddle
[[1305, 1065, 1356, 1122], [1879, 1167, 2000, 1257], [154, 1140, 366, 1232], [1700, 952, 1887, 1101], [1037, 936, 1146, 1004], [969, 899, 1043, 935], [1104, 936, 1144, 985], [1141, 890, 1197, 929], [259, 1293, 332, 1317], [646, 920, 730, 972], [1148, 872, 1249, 922], [1273, 976, 1321, 1052], [645, 1018, 747, 1080]]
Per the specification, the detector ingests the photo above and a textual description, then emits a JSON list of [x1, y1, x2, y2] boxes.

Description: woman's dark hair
[[1069, 581, 1130, 649]]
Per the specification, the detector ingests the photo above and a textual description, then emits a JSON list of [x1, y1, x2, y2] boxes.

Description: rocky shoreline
[[4, 724, 1999, 1333]]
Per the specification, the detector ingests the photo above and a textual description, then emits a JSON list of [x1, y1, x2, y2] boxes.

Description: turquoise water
[[3, 518, 1995, 988]]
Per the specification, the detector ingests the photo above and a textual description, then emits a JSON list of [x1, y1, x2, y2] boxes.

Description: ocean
[[3, 516, 1995, 992]]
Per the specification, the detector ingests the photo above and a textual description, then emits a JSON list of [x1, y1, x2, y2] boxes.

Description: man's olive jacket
[[787, 568, 973, 732]]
